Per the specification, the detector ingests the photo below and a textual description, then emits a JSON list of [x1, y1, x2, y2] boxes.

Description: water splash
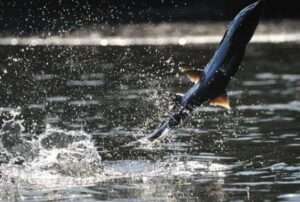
[[0, 110, 104, 185], [0, 109, 230, 201], [30, 125, 103, 177]]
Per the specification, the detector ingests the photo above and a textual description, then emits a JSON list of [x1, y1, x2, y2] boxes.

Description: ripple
[[33, 74, 56, 81], [80, 73, 104, 80], [68, 100, 99, 106], [46, 96, 69, 102], [255, 73, 300, 82], [256, 72, 279, 80], [282, 74, 300, 82], [235, 170, 268, 176], [264, 163, 300, 172], [28, 104, 45, 109], [66, 80, 104, 87], [237, 101, 300, 112], [278, 194, 300, 202], [243, 80, 277, 86]]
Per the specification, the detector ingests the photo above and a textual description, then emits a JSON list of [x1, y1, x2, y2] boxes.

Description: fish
[[124, 1, 262, 147]]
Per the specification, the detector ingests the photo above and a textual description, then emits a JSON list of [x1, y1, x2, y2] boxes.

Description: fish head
[[227, 1, 263, 46]]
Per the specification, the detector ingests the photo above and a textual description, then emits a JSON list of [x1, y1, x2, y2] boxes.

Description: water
[[0, 42, 300, 202]]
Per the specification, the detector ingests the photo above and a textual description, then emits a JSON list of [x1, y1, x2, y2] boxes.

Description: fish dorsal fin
[[180, 67, 204, 84], [209, 93, 231, 110]]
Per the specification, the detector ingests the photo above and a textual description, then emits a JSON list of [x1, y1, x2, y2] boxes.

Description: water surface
[[0, 43, 300, 201]]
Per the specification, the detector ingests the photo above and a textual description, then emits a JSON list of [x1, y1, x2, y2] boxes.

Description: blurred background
[[0, 0, 299, 36]]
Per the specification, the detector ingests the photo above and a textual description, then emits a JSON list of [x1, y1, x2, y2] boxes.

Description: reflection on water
[[1, 33, 300, 46], [0, 43, 300, 201], [1, 21, 300, 46]]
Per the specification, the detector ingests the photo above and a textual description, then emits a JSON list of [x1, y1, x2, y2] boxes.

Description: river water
[[0, 42, 300, 201]]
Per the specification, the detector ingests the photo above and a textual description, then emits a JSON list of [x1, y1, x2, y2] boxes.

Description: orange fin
[[209, 94, 231, 110], [180, 67, 204, 84]]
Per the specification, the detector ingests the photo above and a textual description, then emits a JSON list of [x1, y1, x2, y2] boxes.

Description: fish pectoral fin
[[209, 94, 231, 110], [180, 67, 204, 84]]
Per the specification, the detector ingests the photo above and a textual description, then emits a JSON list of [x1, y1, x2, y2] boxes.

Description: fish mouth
[[249, 0, 263, 11]]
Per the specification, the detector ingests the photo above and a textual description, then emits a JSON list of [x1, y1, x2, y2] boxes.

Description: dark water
[[0, 43, 300, 201]]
